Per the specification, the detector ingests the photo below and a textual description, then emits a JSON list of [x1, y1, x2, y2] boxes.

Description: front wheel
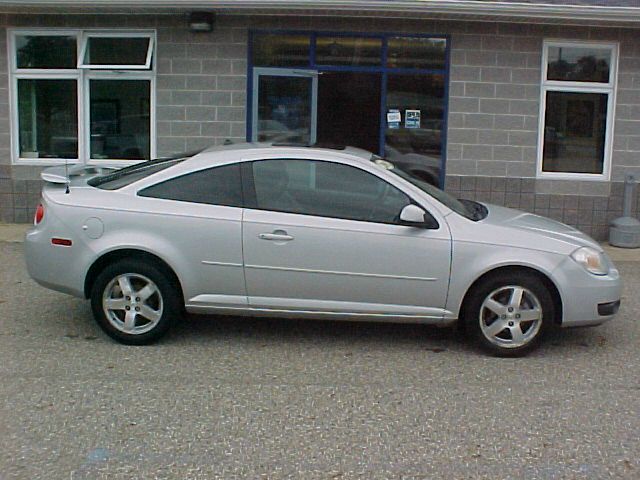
[[90, 259, 181, 345], [464, 272, 554, 357]]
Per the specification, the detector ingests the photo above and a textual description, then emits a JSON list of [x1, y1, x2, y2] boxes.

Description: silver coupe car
[[25, 144, 622, 356]]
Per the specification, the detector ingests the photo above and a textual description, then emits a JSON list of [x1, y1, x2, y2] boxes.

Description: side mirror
[[399, 204, 439, 229], [399, 204, 428, 227]]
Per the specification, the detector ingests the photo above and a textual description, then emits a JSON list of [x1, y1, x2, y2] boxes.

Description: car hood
[[480, 203, 602, 251]]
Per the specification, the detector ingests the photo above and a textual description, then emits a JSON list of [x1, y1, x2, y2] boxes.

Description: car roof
[[187, 142, 375, 168]]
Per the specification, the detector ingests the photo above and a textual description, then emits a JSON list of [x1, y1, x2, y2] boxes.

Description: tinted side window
[[251, 159, 410, 224], [139, 163, 242, 207]]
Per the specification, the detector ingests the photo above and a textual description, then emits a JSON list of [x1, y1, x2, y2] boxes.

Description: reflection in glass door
[[252, 68, 317, 144], [384, 73, 446, 187], [316, 72, 381, 153]]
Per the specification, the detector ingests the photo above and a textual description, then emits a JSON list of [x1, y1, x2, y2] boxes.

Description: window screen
[[139, 163, 242, 207]]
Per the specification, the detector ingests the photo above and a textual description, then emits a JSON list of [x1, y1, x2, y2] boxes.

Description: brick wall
[[154, 16, 248, 154], [447, 23, 541, 180]]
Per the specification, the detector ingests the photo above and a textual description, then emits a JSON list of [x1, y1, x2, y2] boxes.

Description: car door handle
[[259, 232, 294, 241]]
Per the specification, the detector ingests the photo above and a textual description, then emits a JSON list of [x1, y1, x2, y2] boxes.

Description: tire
[[90, 258, 181, 345], [463, 272, 554, 357]]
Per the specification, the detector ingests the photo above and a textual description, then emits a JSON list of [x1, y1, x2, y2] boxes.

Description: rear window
[[138, 164, 242, 207], [88, 151, 198, 190]]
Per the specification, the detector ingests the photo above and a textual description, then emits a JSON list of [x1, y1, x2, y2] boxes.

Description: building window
[[18, 79, 78, 159], [79, 34, 154, 69], [538, 41, 617, 179], [10, 29, 155, 165], [89, 79, 151, 160]]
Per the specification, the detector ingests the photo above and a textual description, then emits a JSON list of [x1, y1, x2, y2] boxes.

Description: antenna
[[64, 157, 70, 194]]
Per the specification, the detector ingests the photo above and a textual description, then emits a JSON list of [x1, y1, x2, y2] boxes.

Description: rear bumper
[[553, 257, 622, 327], [25, 224, 87, 299]]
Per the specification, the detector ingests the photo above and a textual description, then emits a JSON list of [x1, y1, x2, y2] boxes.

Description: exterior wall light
[[188, 12, 215, 32]]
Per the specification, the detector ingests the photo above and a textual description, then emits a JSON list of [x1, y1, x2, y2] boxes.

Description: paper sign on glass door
[[387, 109, 401, 129], [405, 109, 421, 129]]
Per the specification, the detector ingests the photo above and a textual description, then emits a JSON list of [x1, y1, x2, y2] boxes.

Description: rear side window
[[138, 163, 242, 207]]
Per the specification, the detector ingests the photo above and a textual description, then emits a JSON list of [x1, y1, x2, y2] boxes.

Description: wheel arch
[[458, 265, 563, 326], [84, 248, 185, 307]]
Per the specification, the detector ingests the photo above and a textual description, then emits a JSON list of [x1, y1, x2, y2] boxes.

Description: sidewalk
[[2, 222, 639, 262], [0, 223, 30, 243]]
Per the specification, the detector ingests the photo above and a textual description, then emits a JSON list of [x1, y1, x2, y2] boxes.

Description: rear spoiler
[[41, 165, 116, 184]]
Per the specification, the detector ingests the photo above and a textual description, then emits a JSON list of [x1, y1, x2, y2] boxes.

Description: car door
[[135, 163, 247, 309], [241, 158, 452, 318]]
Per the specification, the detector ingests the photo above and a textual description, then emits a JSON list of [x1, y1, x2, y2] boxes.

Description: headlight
[[570, 247, 609, 275]]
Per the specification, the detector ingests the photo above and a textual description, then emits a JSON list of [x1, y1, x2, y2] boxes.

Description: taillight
[[34, 203, 44, 225]]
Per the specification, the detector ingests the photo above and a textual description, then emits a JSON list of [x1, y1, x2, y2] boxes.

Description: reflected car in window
[[24, 144, 621, 356]]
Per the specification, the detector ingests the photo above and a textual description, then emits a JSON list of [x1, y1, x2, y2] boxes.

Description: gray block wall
[[0, 12, 639, 241], [447, 22, 640, 187]]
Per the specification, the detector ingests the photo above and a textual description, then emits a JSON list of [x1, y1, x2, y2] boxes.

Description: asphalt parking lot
[[0, 240, 639, 479]]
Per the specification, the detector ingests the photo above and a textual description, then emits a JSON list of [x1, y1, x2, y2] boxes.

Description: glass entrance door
[[252, 68, 317, 144]]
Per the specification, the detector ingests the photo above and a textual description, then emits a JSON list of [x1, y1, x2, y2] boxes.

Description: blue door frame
[[247, 30, 451, 187]]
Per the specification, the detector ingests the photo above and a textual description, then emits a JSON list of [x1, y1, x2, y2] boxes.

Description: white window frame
[[8, 29, 82, 165], [8, 28, 156, 167], [536, 40, 618, 181], [78, 31, 154, 70]]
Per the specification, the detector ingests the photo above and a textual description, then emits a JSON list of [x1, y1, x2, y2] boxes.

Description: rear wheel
[[90, 259, 180, 345], [464, 272, 554, 357]]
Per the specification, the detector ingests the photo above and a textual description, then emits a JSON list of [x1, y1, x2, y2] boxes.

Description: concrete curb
[[0, 223, 30, 243], [3, 222, 640, 262]]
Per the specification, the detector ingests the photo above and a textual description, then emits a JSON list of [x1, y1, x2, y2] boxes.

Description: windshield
[[371, 156, 485, 221], [88, 151, 199, 190]]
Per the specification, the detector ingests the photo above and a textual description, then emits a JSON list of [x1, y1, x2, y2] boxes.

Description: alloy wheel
[[478, 285, 543, 349], [102, 273, 164, 335]]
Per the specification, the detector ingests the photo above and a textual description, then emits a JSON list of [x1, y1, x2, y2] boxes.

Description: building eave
[[1, 1, 640, 24]]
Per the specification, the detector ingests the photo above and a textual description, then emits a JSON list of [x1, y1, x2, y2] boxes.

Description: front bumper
[[597, 300, 620, 317], [553, 256, 622, 327]]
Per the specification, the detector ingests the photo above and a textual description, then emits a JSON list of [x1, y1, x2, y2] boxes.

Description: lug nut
[[508, 321, 514, 326], [125, 306, 130, 311], [126, 296, 131, 301], [515, 314, 521, 319], [135, 297, 140, 302], [135, 307, 140, 312], [508, 307, 514, 312]]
